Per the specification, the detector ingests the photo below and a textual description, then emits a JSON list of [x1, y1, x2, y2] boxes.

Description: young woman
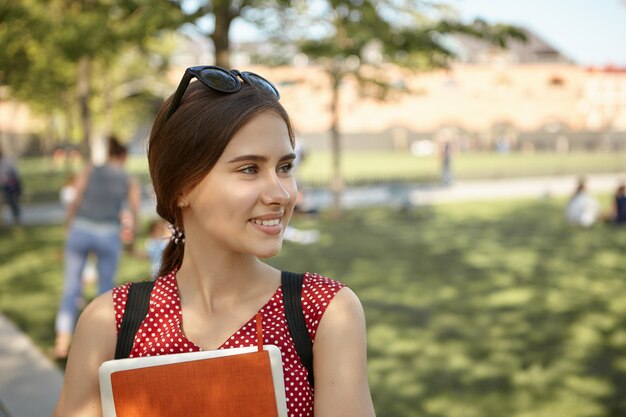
[[54, 66, 376, 417]]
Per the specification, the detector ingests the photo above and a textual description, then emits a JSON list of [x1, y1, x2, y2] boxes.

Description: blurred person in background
[[291, 139, 316, 214], [440, 141, 453, 185], [60, 172, 99, 301], [611, 184, 626, 225], [0, 147, 22, 227], [119, 209, 137, 253], [565, 177, 599, 228], [284, 140, 320, 244], [53, 136, 141, 359], [145, 219, 169, 278], [59, 173, 78, 208]]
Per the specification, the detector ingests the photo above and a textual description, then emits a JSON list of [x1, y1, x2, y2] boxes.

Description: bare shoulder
[[54, 291, 117, 417], [314, 286, 367, 360], [80, 291, 116, 329], [71, 290, 117, 362], [318, 287, 365, 333], [313, 287, 376, 416]]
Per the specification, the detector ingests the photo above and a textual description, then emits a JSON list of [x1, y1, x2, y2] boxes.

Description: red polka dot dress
[[112, 271, 345, 417]]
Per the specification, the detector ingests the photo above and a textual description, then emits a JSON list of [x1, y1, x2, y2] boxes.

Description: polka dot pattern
[[112, 271, 344, 417]]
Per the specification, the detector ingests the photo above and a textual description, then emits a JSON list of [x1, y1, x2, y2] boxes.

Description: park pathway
[[303, 172, 625, 210]]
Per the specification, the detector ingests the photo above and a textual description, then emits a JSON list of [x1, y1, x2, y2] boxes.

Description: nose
[[261, 173, 293, 207]]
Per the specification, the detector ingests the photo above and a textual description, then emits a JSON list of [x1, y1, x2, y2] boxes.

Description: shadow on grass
[[274, 200, 626, 417]]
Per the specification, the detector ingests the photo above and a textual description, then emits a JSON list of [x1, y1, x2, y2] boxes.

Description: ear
[[176, 189, 191, 209]]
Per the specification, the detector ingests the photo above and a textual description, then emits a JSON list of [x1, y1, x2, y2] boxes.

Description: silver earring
[[167, 223, 185, 244], [177, 201, 186, 208]]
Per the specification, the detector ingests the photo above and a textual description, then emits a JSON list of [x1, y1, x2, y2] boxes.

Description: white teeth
[[253, 218, 280, 226]]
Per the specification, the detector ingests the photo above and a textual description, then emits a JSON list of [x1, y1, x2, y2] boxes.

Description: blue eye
[[240, 165, 258, 175]]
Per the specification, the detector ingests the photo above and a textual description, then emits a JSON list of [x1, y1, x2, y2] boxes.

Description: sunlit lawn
[[1, 196, 625, 417], [297, 151, 626, 185]]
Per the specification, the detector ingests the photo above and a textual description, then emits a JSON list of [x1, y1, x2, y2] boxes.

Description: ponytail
[[158, 240, 184, 278]]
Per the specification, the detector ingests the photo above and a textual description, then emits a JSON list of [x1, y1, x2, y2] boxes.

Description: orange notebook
[[99, 314, 287, 417]]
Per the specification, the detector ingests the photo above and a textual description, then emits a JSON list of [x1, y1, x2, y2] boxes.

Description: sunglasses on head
[[164, 65, 281, 121]]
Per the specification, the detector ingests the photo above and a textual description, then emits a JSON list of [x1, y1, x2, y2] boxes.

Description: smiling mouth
[[251, 218, 281, 226]]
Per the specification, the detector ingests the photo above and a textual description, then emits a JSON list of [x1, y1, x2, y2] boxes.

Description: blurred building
[[3, 27, 626, 155], [0, 86, 43, 156], [247, 29, 626, 152]]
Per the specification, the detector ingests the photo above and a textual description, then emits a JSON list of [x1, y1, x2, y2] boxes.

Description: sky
[[222, 0, 626, 67], [451, 0, 626, 66]]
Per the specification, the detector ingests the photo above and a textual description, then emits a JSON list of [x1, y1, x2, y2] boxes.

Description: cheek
[[285, 179, 299, 207], [210, 186, 261, 225]]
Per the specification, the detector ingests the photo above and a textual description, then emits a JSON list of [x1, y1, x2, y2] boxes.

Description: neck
[[175, 244, 276, 308]]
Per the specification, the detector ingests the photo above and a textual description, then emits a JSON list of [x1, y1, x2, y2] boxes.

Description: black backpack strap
[[114, 281, 155, 359], [281, 271, 314, 387]]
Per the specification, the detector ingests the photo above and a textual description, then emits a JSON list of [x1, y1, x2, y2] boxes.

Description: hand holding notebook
[[99, 313, 287, 417]]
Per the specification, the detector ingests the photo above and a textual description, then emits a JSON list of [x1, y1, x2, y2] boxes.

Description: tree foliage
[[0, 0, 192, 155], [182, 0, 295, 67]]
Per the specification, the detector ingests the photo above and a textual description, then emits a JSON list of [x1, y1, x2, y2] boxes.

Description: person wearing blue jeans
[[54, 136, 141, 359], [55, 223, 122, 334]]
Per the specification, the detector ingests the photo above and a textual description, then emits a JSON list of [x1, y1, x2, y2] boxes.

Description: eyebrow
[[227, 152, 296, 163]]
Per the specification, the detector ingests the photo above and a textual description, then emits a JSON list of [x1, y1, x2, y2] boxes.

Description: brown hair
[[108, 135, 128, 158], [149, 78, 295, 277]]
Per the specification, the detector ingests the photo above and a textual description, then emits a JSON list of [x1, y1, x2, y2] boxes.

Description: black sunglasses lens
[[245, 73, 280, 99], [199, 68, 240, 92]]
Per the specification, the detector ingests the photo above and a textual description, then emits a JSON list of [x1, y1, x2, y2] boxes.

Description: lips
[[249, 213, 284, 236], [251, 218, 281, 226]]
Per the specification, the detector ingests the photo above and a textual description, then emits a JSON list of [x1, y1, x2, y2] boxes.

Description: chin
[[254, 242, 283, 259]]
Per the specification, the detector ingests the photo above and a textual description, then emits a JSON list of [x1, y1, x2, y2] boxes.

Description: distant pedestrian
[[292, 140, 317, 214], [611, 184, 626, 225], [440, 141, 453, 185], [0, 147, 22, 226], [59, 173, 78, 208], [53, 136, 141, 359], [565, 178, 599, 227]]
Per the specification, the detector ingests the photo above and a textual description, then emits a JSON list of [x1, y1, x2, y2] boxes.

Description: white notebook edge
[[99, 345, 287, 417]]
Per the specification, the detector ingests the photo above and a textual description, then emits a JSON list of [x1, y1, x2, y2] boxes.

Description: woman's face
[[181, 111, 297, 259]]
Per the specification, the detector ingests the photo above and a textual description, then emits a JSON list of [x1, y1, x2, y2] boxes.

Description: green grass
[[272, 199, 626, 417], [2, 197, 626, 416], [297, 151, 626, 185]]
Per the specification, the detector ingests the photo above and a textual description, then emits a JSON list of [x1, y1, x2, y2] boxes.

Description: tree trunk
[[102, 71, 112, 138], [211, 2, 234, 68], [329, 72, 343, 218], [64, 103, 75, 172], [77, 56, 92, 160]]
